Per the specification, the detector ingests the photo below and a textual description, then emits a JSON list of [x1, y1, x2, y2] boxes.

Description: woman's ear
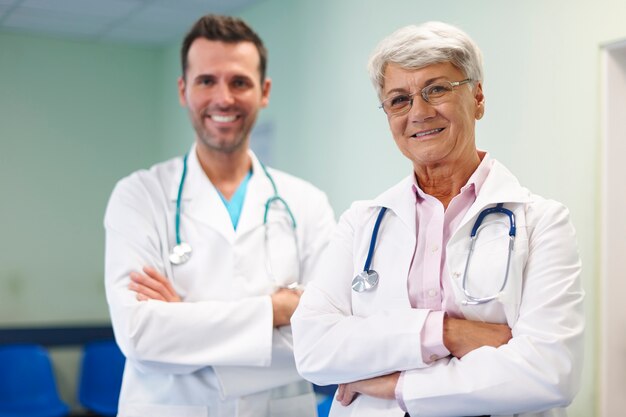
[[474, 81, 485, 120]]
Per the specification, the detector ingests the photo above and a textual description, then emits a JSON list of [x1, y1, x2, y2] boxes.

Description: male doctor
[[104, 14, 335, 417]]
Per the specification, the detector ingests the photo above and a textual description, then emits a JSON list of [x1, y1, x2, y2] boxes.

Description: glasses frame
[[379, 78, 474, 116]]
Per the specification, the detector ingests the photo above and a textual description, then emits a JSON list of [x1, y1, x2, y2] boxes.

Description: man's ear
[[178, 76, 187, 107], [260, 77, 272, 107]]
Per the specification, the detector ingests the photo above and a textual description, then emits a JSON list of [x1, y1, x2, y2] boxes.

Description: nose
[[212, 82, 235, 107], [407, 94, 436, 123]]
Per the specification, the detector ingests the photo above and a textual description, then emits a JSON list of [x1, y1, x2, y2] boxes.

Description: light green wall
[[0, 31, 170, 408], [157, 43, 195, 158], [0, 32, 165, 326]]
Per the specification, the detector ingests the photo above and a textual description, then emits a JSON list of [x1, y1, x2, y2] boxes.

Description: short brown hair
[[180, 14, 268, 82]]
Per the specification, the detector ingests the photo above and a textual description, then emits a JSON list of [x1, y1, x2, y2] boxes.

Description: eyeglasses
[[379, 79, 473, 116]]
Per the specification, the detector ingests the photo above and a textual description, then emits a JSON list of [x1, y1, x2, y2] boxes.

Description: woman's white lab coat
[[292, 158, 584, 417], [104, 148, 335, 417]]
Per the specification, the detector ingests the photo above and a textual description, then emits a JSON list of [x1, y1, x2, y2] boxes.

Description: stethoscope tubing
[[351, 206, 388, 292], [363, 207, 388, 272], [171, 153, 300, 288], [174, 153, 190, 246], [461, 203, 516, 305], [470, 203, 516, 238]]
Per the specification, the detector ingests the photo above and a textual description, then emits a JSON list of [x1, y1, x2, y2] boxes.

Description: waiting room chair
[[317, 394, 334, 417], [77, 340, 125, 417], [0, 344, 69, 417], [314, 384, 337, 417]]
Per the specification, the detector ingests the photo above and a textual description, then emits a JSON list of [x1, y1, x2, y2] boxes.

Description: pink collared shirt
[[396, 152, 493, 408]]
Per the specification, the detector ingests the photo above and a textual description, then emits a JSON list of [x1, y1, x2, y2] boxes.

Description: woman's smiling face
[[382, 61, 484, 169]]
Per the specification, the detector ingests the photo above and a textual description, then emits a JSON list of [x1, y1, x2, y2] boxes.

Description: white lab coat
[[104, 147, 335, 417], [291, 158, 584, 417]]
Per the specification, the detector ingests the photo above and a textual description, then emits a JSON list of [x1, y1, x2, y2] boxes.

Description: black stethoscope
[[169, 153, 300, 288], [352, 203, 516, 306]]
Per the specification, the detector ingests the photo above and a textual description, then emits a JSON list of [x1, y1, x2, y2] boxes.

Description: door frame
[[600, 39, 626, 417]]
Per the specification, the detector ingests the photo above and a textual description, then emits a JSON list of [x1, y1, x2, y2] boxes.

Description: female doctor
[[291, 22, 584, 417]]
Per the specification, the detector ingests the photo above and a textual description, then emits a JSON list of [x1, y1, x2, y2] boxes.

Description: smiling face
[[178, 39, 271, 155], [382, 61, 484, 170]]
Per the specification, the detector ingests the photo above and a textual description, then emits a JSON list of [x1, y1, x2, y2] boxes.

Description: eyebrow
[[193, 73, 214, 81], [383, 75, 448, 97], [191, 73, 256, 86]]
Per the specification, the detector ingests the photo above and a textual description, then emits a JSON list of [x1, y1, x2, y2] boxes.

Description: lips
[[411, 127, 444, 138]]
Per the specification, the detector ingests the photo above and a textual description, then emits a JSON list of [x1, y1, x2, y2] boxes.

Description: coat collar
[[371, 175, 417, 235], [462, 158, 531, 222], [367, 157, 532, 233], [169, 144, 275, 243]]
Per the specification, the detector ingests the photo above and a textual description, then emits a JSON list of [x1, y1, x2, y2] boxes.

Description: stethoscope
[[461, 203, 515, 305], [352, 203, 516, 306], [351, 207, 388, 292], [169, 153, 301, 288]]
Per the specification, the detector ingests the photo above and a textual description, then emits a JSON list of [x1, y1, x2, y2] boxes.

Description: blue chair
[[317, 394, 334, 417], [314, 384, 337, 417], [77, 340, 125, 417], [0, 344, 69, 417], [313, 383, 337, 397]]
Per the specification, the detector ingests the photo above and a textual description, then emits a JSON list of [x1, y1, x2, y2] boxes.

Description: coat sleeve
[[298, 186, 337, 287], [292, 204, 432, 385], [104, 175, 274, 375], [211, 183, 337, 398], [400, 200, 584, 416]]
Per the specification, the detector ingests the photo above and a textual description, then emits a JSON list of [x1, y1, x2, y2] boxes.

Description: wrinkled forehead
[[381, 61, 464, 95]]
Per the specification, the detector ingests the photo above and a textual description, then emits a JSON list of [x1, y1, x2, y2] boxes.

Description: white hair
[[367, 21, 484, 99]]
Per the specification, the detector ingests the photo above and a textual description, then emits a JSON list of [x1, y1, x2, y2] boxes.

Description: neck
[[195, 141, 252, 200], [414, 150, 482, 209]]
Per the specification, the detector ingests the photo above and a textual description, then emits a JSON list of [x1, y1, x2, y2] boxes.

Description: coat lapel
[[371, 175, 417, 238], [235, 152, 274, 238], [460, 159, 532, 226]]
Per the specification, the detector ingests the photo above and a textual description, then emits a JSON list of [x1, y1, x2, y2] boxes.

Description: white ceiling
[[0, 0, 263, 46]]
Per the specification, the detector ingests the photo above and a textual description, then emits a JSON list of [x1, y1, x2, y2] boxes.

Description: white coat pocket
[[264, 215, 300, 288], [452, 230, 529, 324], [463, 219, 513, 298]]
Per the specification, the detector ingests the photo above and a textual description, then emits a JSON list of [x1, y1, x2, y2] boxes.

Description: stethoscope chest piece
[[352, 270, 379, 292], [169, 242, 192, 265], [352, 206, 388, 293]]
